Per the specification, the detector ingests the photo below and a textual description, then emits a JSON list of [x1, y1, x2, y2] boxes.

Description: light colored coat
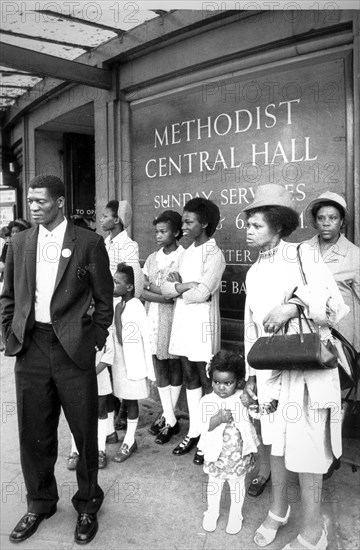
[[244, 240, 349, 472], [305, 234, 360, 350], [104, 297, 155, 383]]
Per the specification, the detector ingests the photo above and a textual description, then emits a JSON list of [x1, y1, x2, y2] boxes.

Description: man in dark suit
[[0, 175, 114, 545]]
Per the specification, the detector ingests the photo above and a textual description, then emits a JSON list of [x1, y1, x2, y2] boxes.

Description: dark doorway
[[64, 133, 95, 220]]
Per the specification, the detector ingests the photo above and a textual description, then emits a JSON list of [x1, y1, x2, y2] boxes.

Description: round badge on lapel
[[62, 248, 72, 258]]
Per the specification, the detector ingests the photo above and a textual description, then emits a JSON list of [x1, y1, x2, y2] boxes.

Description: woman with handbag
[[241, 184, 349, 550]]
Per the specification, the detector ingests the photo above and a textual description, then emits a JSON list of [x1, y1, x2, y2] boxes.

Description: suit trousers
[[15, 322, 104, 514]]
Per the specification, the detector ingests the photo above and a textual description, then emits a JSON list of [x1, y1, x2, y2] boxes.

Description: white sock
[[98, 418, 108, 453], [206, 476, 224, 517], [197, 434, 205, 454], [158, 386, 177, 427], [186, 387, 202, 438], [227, 476, 245, 532], [123, 418, 138, 447], [70, 434, 78, 455], [170, 385, 182, 410], [107, 411, 115, 435]]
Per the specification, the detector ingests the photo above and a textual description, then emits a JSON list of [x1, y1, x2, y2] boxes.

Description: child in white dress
[[110, 263, 155, 463], [198, 351, 259, 535], [142, 210, 184, 444]]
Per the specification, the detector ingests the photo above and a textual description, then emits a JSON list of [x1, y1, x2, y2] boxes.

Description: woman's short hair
[[29, 175, 65, 200], [208, 350, 245, 384], [245, 205, 299, 238], [183, 198, 220, 237], [152, 210, 183, 239], [311, 201, 345, 222]]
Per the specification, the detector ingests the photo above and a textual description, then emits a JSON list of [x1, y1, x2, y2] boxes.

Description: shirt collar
[[38, 218, 67, 240], [315, 233, 348, 257], [106, 230, 128, 244]]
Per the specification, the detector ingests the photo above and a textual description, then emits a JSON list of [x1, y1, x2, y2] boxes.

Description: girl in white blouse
[[162, 198, 226, 464], [142, 210, 184, 444]]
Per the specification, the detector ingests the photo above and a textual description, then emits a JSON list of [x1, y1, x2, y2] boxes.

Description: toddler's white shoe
[[202, 510, 218, 532], [226, 513, 243, 534]]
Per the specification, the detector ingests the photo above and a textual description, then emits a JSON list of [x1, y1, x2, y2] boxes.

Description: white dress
[[107, 297, 155, 400], [245, 240, 349, 473], [164, 239, 225, 363]]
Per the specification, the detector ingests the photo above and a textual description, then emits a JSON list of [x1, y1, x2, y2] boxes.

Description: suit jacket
[[0, 222, 114, 368]]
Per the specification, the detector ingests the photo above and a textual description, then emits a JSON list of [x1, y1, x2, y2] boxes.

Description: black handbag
[[331, 327, 359, 390], [247, 305, 338, 371]]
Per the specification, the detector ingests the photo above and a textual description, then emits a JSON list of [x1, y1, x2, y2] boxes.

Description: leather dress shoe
[[67, 452, 79, 470], [74, 513, 98, 545], [155, 421, 180, 444], [105, 431, 119, 444], [98, 451, 107, 469], [112, 441, 138, 463], [148, 413, 165, 436], [9, 507, 57, 543], [172, 435, 200, 456], [247, 474, 271, 497], [193, 448, 204, 465]]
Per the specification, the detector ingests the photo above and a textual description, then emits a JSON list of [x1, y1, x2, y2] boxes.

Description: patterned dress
[[204, 421, 256, 480], [143, 246, 184, 359]]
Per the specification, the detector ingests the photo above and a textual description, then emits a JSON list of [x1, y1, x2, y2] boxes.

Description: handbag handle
[[271, 304, 315, 344], [295, 244, 318, 336], [297, 244, 307, 285], [267, 245, 316, 344]]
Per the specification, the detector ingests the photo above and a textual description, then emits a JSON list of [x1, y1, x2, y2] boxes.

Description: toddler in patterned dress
[[198, 351, 259, 535]]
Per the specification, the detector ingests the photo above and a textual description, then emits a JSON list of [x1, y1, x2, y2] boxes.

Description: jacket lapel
[[53, 222, 76, 292], [25, 226, 39, 298]]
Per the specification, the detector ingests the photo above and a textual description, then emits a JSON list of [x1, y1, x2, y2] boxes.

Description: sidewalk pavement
[[1, 353, 359, 550]]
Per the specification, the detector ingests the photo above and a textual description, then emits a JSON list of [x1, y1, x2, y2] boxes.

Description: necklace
[[259, 244, 279, 260]]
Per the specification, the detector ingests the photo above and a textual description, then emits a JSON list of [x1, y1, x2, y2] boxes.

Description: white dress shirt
[[104, 230, 144, 298], [35, 219, 67, 323]]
